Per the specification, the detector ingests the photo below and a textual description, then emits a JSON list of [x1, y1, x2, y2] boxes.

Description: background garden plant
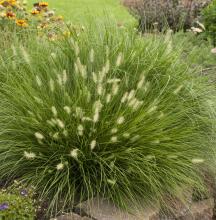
[[172, 31, 216, 75], [202, 0, 216, 45], [125, 0, 211, 32]]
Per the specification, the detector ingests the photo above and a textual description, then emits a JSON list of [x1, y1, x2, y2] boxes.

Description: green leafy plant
[[202, 0, 216, 45], [172, 31, 216, 71], [0, 184, 35, 220], [0, 22, 216, 218]]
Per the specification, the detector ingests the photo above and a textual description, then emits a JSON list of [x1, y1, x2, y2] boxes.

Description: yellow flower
[[39, 2, 48, 7], [0, 0, 16, 6], [8, 0, 16, 5], [63, 31, 70, 37], [0, 1, 10, 7], [31, 9, 40, 15], [16, 19, 28, 27]]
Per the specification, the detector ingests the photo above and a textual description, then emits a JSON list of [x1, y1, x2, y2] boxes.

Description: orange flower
[[8, 0, 16, 5], [6, 11, 16, 18], [16, 19, 28, 27], [0, 1, 10, 7], [0, 0, 16, 6], [39, 2, 48, 7], [31, 9, 40, 15]]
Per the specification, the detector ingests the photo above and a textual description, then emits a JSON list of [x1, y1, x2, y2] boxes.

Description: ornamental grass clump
[[0, 23, 216, 217]]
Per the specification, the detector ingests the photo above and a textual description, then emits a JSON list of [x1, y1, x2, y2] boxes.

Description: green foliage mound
[[0, 23, 215, 217], [202, 0, 216, 45]]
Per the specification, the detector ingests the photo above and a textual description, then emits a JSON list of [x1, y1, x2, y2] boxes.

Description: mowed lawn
[[29, 0, 135, 24]]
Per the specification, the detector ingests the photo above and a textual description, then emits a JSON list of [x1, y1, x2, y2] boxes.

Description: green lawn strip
[[28, 0, 136, 25]]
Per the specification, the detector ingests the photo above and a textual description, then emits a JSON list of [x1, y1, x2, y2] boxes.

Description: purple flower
[[0, 203, 9, 211], [20, 189, 28, 196]]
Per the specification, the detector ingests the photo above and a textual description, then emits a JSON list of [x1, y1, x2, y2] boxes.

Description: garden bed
[[1, 1, 216, 220]]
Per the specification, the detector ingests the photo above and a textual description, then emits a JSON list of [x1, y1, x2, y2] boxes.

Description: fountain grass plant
[[0, 21, 216, 217]]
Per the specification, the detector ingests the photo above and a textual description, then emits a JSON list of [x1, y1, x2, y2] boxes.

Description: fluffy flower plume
[[24, 151, 36, 159], [89, 48, 94, 63], [192, 158, 204, 164], [63, 106, 71, 114], [34, 132, 44, 140], [111, 136, 118, 143], [77, 124, 84, 136], [117, 116, 125, 125], [90, 140, 96, 150], [36, 75, 42, 87], [56, 163, 64, 170], [70, 149, 79, 159], [51, 106, 58, 117], [49, 79, 55, 92], [116, 52, 123, 67]]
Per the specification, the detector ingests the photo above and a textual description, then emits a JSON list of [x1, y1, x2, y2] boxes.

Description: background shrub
[[0, 22, 216, 217], [202, 0, 216, 45], [125, 0, 211, 32]]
